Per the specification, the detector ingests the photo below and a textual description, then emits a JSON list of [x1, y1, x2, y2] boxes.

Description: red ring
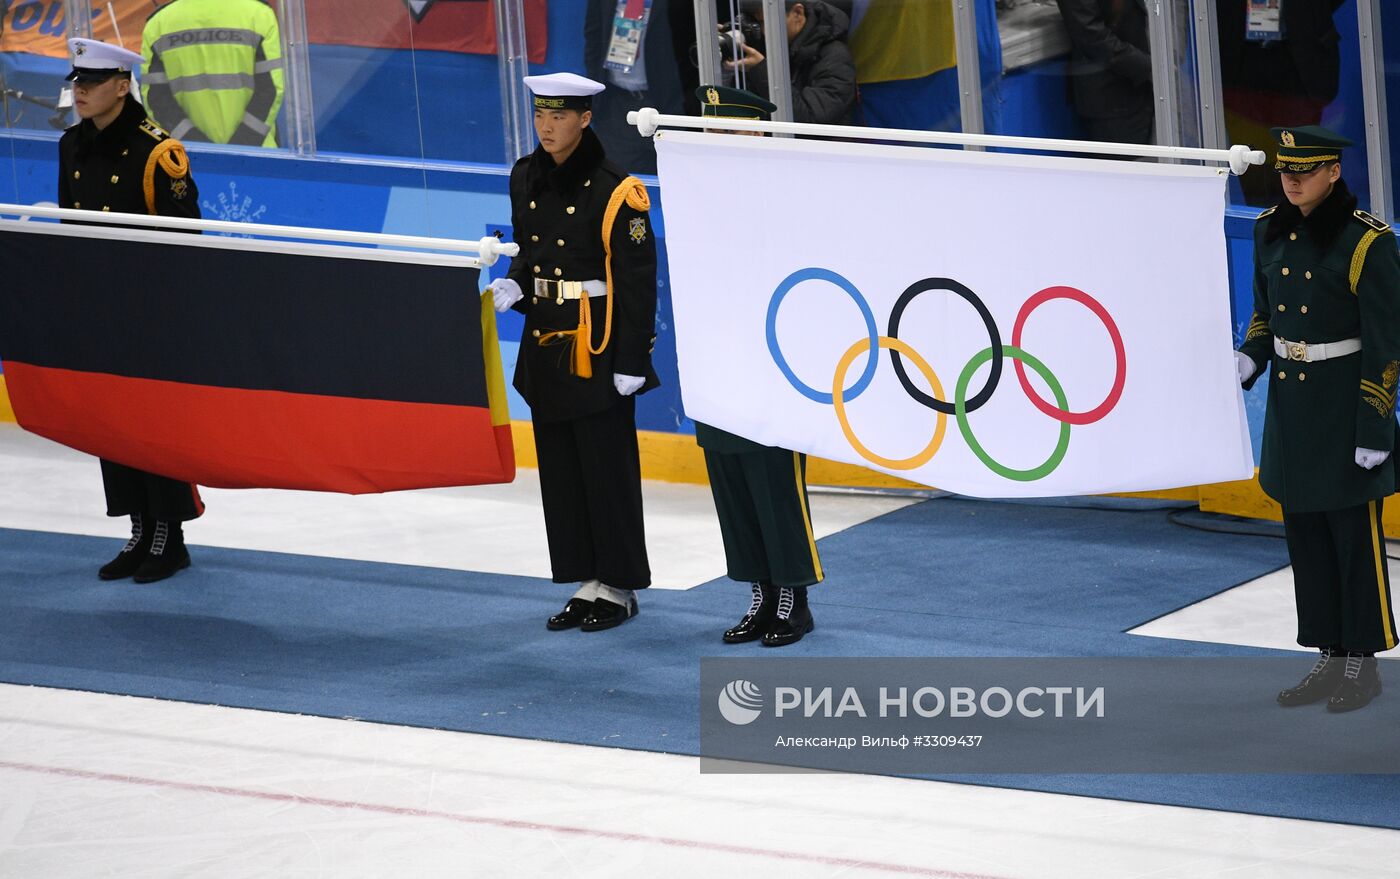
[[1010, 286, 1126, 426]]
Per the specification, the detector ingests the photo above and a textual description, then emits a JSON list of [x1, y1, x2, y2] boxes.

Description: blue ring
[[766, 267, 880, 404]]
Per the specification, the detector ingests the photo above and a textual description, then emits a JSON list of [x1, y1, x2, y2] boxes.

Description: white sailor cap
[[66, 38, 143, 83], [523, 73, 605, 111]]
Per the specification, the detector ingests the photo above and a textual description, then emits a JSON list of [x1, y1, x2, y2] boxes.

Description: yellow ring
[[832, 335, 947, 470]]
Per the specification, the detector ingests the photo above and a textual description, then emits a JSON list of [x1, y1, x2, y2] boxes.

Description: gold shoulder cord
[[143, 139, 189, 214], [1351, 230, 1384, 295], [537, 176, 650, 379]]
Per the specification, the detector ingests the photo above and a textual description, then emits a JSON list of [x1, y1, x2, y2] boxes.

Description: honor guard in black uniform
[[58, 39, 203, 584], [693, 86, 823, 648], [490, 73, 659, 631], [1235, 126, 1400, 711]]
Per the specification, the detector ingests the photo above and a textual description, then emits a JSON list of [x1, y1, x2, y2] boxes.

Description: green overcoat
[[1239, 181, 1400, 513]]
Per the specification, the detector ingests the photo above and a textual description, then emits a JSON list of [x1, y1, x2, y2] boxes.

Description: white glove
[[490, 278, 523, 312], [1234, 351, 1257, 386], [1356, 447, 1390, 470], [613, 373, 645, 396]]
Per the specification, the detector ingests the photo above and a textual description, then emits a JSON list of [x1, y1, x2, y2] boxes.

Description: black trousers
[[704, 447, 824, 589], [1283, 499, 1397, 653], [101, 459, 203, 522], [532, 398, 650, 589]]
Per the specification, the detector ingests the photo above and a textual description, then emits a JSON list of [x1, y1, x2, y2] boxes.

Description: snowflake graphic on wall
[[200, 181, 267, 236]]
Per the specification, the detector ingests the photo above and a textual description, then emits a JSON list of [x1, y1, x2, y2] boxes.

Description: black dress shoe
[[1278, 649, 1344, 706], [581, 593, 638, 631], [132, 522, 191, 584], [547, 598, 594, 631], [724, 583, 776, 643], [1327, 655, 1382, 713], [99, 514, 153, 580], [762, 606, 814, 648]]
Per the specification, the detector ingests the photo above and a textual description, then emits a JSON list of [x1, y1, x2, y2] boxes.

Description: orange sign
[[1, 0, 152, 59]]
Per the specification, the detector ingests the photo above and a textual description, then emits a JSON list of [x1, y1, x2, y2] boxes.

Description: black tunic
[[506, 127, 659, 424]]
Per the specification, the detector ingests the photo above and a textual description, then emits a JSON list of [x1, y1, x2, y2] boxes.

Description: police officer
[[491, 73, 658, 631], [141, 0, 284, 147], [692, 85, 822, 647], [59, 38, 204, 584], [1235, 126, 1400, 712]]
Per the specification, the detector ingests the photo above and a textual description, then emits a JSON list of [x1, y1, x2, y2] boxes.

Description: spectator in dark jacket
[[1054, 0, 1153, 145], [730, 0, 856, 125], [1218, 0, 1345, 206], [584, 0, 694, 174]]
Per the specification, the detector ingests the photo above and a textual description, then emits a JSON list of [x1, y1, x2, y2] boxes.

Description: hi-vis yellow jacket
[[141, 0, 284, 148]]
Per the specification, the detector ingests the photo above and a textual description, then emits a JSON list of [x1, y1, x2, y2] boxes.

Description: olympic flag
[[655, 130, 1254, 497]]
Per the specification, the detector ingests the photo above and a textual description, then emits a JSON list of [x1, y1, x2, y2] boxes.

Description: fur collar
[[75, 97, 147, 161], [526, 126, 606, 198], [1265, 177, 1356, 248]]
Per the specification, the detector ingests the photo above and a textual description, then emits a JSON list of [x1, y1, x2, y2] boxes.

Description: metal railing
[[0, 203, 519, 266]]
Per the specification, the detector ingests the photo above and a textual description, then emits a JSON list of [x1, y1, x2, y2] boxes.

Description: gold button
[[102, 206, 110, 212], [1299, 373, 1307, 381], [529, 201, 536, 209], [554, 268, 563, 277], [1278, 371, 1287, 380], [122, 149, 129, 156], [1277, 304, 1286, 312], [1301, 305, 1308, 314], [557, 239, 565, 246], [110, 175, 119, 184], [73, 171, 80, 180], [530, 235, 539, 242], [1289, 232, 1298, 241], [566, 206, 576, 215], [1305, 271, 1312, 280], [1282, 267, 1290, 276], [532, 329, 541, 338], [73, 202, 80, 208], [584, 179, 592, 188], [533, 265, 541, 273]]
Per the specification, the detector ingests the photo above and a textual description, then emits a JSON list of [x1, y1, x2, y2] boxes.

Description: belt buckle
[[1287, 342, 1307, 362]]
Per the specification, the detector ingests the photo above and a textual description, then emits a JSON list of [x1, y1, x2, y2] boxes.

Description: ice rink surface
[[1, 424, 1397, 877]]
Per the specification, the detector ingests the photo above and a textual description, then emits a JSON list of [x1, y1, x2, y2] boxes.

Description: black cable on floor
[[1167, 507, 1400, 561]]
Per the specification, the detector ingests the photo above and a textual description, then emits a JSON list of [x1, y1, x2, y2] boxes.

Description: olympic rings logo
[[765, 268, 1127, 482]]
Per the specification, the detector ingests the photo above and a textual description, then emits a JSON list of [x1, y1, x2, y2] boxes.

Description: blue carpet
[[1, 498, 1397, 829]]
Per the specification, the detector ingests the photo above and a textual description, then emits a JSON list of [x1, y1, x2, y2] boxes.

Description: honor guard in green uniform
[[58, 39, 204, 584], [1235, 125, 1400, 711], [490, 73, 659, 632], [693, 86, 824, 648]]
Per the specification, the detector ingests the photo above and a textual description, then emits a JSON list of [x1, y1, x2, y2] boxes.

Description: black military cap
[[1272, 125, 1353, 172]]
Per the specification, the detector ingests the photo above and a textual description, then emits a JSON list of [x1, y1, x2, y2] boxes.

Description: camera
[[689, 15, 764, 67]]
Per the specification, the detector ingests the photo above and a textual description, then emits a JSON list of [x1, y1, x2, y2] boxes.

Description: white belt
[[1274, 335, 1361, 363], [533, 279, 606, 302]]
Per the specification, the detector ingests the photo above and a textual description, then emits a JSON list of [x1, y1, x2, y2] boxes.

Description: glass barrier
[[2, 0, 85, 136], [1219, 0, 1369, 209], [1384, 3, 1399, 222], [304, 0, 510, 165]]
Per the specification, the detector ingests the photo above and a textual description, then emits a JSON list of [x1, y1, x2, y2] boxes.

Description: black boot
[[724, 583, 777, 643], [99, 514, 153, 580], [132, 521, 191, 584], [762, 586, 814, 647], [1277, 648, 1345, 706], [1327, 653, 1383, 713]]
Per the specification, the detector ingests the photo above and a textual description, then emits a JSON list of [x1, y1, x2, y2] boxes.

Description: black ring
[[886, 277, 1003, 414]]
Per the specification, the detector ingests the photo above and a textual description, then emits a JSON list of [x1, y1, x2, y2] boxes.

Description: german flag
[[0, 223, 513, 493]]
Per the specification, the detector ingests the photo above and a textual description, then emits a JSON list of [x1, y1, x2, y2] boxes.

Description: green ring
[[955, 346, 1071, 482]]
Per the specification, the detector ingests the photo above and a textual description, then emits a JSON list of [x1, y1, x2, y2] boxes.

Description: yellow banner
[[2, 1, 152, 59]]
